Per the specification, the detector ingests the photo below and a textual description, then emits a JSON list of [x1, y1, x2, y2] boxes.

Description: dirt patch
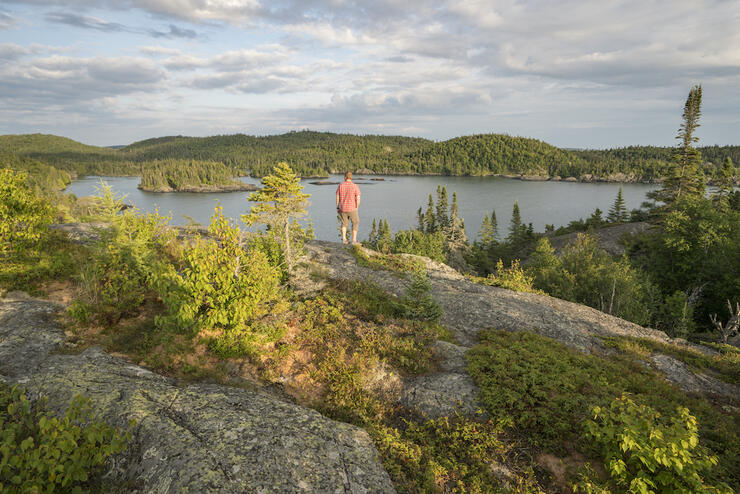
[[537, 450, 607, 493], [41, 280, 76, 306]]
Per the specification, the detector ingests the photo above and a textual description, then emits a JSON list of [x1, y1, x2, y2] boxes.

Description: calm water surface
[[65, 175, 657, 242]]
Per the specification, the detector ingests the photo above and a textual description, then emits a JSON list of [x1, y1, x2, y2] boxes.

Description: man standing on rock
[[336, 171, 361, 244]]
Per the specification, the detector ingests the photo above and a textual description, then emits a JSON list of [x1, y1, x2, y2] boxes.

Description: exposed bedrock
[[0, 292, 395, 494]]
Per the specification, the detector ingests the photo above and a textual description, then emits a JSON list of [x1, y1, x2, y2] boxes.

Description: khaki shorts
[[338, 210, 359, 230]]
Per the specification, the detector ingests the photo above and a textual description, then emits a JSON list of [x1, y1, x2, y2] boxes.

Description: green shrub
[[0, 384, 129, 493], [391, 229, 447, 264], [470, 259, 542, 294], [81, 205, 173, 324], [398, 272, 443, 322], [0, 168, 53, 260], [576, 394, 731, 493], [154, 207, 281, 354]]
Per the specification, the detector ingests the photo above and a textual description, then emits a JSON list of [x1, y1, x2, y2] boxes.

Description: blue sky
[[1, 0, 739, 147]]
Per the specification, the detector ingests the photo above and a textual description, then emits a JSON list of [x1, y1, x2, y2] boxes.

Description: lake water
[[65, 175, 658, 242]]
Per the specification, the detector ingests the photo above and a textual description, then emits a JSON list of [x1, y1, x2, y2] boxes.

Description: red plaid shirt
[[336, 180, 361, 212]]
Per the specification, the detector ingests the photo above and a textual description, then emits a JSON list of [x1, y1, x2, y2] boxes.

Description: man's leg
[[339, 212, 348, 243], [350, 211, 359, 244]]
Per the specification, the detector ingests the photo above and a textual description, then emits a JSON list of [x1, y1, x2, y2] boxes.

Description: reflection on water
[[65, 175, 658, 242]]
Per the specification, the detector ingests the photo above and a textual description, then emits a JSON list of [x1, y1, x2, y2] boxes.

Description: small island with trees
[[137, 159, 259, 192]]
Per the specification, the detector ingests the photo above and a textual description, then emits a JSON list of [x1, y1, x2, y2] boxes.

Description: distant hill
[[0, 134, 138, 176], [1, 131, 737, 182]]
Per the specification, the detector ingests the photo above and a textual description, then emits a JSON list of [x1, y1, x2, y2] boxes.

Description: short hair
[[344, 171, 353, 180]]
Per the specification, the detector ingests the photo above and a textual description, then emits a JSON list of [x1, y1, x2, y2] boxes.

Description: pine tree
[[589, 208, 605, 228], [478, 213, 494, 245], [369, 218, 378, 246], [508, 201, 523, 242], [416, 207, 425, 231], [424, 194, 436, 233], [650, 85, 706, 206], [448, 191, 466, 245], [377, 218, 392, 252], [607, 186, 628, 223], [436, 185, 449, 231], [713, 157, 735, 208], [242, 162, 310, 272], [490, 210, 499, 241]]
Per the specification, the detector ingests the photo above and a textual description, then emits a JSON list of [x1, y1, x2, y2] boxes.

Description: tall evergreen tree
[[369, 218, 378, 245], [436, 185, 449, 231], [490, 210, 499, 241], [478, 213, 494, 245], [607, 186, 629, 223], [650, 85, 706, 206], [424, 194, 436, 233], [508, 201, 523, 242], [416, 207, 425, 231], [448, 191, 466, 245], [242, 162, 310, 272], [713, 157, 735, 208]]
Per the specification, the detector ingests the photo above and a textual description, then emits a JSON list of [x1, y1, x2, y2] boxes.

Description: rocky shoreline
[[138, 182, 260, 193]]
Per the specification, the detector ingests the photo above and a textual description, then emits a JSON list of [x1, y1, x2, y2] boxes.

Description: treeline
[[2, 131, 738, 184], [121, 131, 431, 177], [0, 149, 71, 194], [138, 159, 239, 191]]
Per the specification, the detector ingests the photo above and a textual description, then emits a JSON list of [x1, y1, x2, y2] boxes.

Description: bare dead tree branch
[[710, 300, 740, 344]]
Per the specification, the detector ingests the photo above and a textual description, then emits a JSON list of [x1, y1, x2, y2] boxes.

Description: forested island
[[138, 159, 258, 193]]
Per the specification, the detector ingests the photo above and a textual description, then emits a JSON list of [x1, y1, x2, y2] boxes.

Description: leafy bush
[[76, 196, 173, 324], [154, 207, 281, 354], [576, 394, 731, 493], [0, 384, 129, 493], [470, 259, 542, 294], [0, 168, 53, 259]]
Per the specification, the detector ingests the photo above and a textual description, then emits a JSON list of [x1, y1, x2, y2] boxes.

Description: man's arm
[[355, 187, 361, 208], [336, 187, 341, 209]]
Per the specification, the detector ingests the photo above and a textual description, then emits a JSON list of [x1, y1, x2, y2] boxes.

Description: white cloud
[[0, 12, 16, 29]]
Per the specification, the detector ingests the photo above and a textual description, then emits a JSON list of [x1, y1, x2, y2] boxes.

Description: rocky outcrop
[[302, 241, 671, 351], [299, 241, 740, 411], [650, 354, 740, 401], [0, 292, 395, 493]]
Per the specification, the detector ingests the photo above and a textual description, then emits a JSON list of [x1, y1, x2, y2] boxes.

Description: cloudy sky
[[1, 0, 739, 148]]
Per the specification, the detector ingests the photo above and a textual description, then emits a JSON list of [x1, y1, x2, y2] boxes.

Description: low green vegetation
[[604, 336, 740, 386], [351, 244, 427, 274], [0, 383, 130, 493], [466, 330, 739, 490]]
